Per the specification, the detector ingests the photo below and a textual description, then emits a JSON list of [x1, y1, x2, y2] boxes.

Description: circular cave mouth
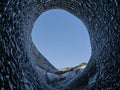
[[31, 9, 91, 71]]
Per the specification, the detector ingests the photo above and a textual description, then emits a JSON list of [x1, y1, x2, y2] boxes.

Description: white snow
[[80, 65, 86, 68]]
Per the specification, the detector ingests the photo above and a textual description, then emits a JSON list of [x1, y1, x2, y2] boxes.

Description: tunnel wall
[[0, 0, 120, 90]]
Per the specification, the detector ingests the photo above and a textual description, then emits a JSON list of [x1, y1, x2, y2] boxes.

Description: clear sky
[[32, 9, 91, 69]]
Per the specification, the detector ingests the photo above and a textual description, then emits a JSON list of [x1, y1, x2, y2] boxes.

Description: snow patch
[[80, 65, 86, 68]]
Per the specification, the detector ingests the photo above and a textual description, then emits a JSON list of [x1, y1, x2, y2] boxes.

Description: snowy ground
[[35, 63, 87, 90], [47, 65, 86, 89]]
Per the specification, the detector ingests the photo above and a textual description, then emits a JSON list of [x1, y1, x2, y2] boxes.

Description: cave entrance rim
[[32, 9, 91, 69], [27, 1, 94, 73]]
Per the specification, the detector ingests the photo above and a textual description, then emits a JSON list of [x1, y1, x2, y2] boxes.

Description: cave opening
[[32, 9, 91, 69]]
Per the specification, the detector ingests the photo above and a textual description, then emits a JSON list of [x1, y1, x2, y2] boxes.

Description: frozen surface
[[1, 0, 120, 90]]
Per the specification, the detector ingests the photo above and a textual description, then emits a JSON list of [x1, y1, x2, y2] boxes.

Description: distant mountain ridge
[[55, 62, 87, 74]]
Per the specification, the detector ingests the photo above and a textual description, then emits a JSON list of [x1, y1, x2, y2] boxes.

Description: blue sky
[[32, 9, 91, 69]]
